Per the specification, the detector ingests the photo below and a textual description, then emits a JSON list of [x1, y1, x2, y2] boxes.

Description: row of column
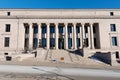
[[27, 23, 95, 50]]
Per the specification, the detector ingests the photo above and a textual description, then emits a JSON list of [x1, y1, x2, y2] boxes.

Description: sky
[[0, 0, 120, 9]]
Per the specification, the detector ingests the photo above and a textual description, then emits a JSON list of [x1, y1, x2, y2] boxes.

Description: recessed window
[[76, 26, 80, 33], [4, 53, 8, 55], [116, 52, 119, 59], [4, 37, 10, 47], [110, 24, 116, 32], [5, 24, 11, 32], [112, 37, 117, 46], [7, 12, 10, 16], [110, 12, 114, 16]]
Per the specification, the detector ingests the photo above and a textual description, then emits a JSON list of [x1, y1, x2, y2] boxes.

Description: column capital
[[29, 23, 33, 26], [81, 23, 85, 26], [38, 23, 42, 26], [73, 23, 77, 26], [64, 23, 68, 26], [45, 23, 50, 26], [54, 23, 59, 26], [89, 23, 94, 26]]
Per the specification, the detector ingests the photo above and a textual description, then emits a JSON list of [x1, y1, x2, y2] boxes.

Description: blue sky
[[0, 0, 120, 8]]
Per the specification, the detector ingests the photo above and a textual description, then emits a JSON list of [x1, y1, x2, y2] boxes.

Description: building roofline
[[0, 8, 120, 11]]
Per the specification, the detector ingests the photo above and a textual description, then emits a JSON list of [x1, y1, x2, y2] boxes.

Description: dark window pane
[[34, 27, 38, 34], [68, 26, 72, 34], [116, 52, 119, 58], [42, 38, 46, 47], [7, 12, 10, 16], [42, 26, 46, 34], [4, 37, 10, 47], [110, 12, 114, 16], [25, 26, 29, 34], [112, 37, 117, 46], [6, 24, 10, 32], [68, 38, 72, 48], [76, 26, 80, 33], [110, 24, 116, 32], [85, 26, 88, 33], [50, 26, 55, 33], [59, 26, 63, 34]]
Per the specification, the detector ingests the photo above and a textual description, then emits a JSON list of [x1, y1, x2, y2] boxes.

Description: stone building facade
[[0, 9, 120, 65]]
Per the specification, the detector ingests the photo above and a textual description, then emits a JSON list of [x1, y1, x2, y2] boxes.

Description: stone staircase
[[16, 49, 109, 66]]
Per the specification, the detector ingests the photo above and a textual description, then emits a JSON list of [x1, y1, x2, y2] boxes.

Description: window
[[85, 26, 88, 33], [112, 37, 117, 46], [42, 38, 46, 47], [68, 38, 72, 48], [68, 26, 72, 34], [116, 52, 119, 59], [34, 27, 38, 34], [76, 26, 80, 33], [6, 24, 10, 32], [110, 24, 116, 32], [50, 38, 55, 47], [7, 12, 10, 16], [25, 26, 29, 34], [4, 37, 10, 47], [77, 38, 80, 48], [4, 53, 8, 55], [59, 26, 63, 34], [93, 26, 96, 33], [50, 26, 55, 34], [42, 26, 46, 34], [110, 12, 114, 16]]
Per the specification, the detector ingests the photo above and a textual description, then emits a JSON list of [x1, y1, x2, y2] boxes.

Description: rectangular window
[[6, 24, 10, 32], [34, 27, 38, 34], [85, 26, 88, 33], [50, 26, 55, 33], [110, 24, 116, 32], [59, 26, 63, 34], [25, 26, 29, 34], [68, 26, 72, 34], [116, 52, 119, 59], [76, 26, 80, 33], [112, 37, 117, 46], [7, 12, 10, 16], [110, 12, 114, 16], [42, 27, 46, 34], [4, 37, 10, 47]]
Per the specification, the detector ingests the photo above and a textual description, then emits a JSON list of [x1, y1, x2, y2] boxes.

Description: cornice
[[0, 15, 119, 19]]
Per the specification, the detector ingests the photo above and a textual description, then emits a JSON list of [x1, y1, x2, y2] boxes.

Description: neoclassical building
[[0, 9, 120, 65]]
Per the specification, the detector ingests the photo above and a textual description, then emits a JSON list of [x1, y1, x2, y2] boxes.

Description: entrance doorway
[[58, 38, 64, 49]]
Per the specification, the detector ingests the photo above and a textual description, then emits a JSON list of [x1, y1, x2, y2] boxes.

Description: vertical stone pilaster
[[90, 23, 94, 49], [88, 26, 91, 49], [64, 23, 68, 49], [73, 23, 77, 49], [81, 23, 85, 48], [29, 23, 33, 50], [55, 23, 58, 49], [47, 23, 50, 49], [38, 23, 41, 48]]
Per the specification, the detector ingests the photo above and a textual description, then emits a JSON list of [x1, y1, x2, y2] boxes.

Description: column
[[47, 23, 50, 49], [38, 23, 41, 48], [29, 23, 33, 50], [55, 23, 58, 49], [64, 23, 68, 49], [88, 26, 91, 48], [73, 23, 77, 49], [81, 23, 85, 48], [90, 23, 94, 49]]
